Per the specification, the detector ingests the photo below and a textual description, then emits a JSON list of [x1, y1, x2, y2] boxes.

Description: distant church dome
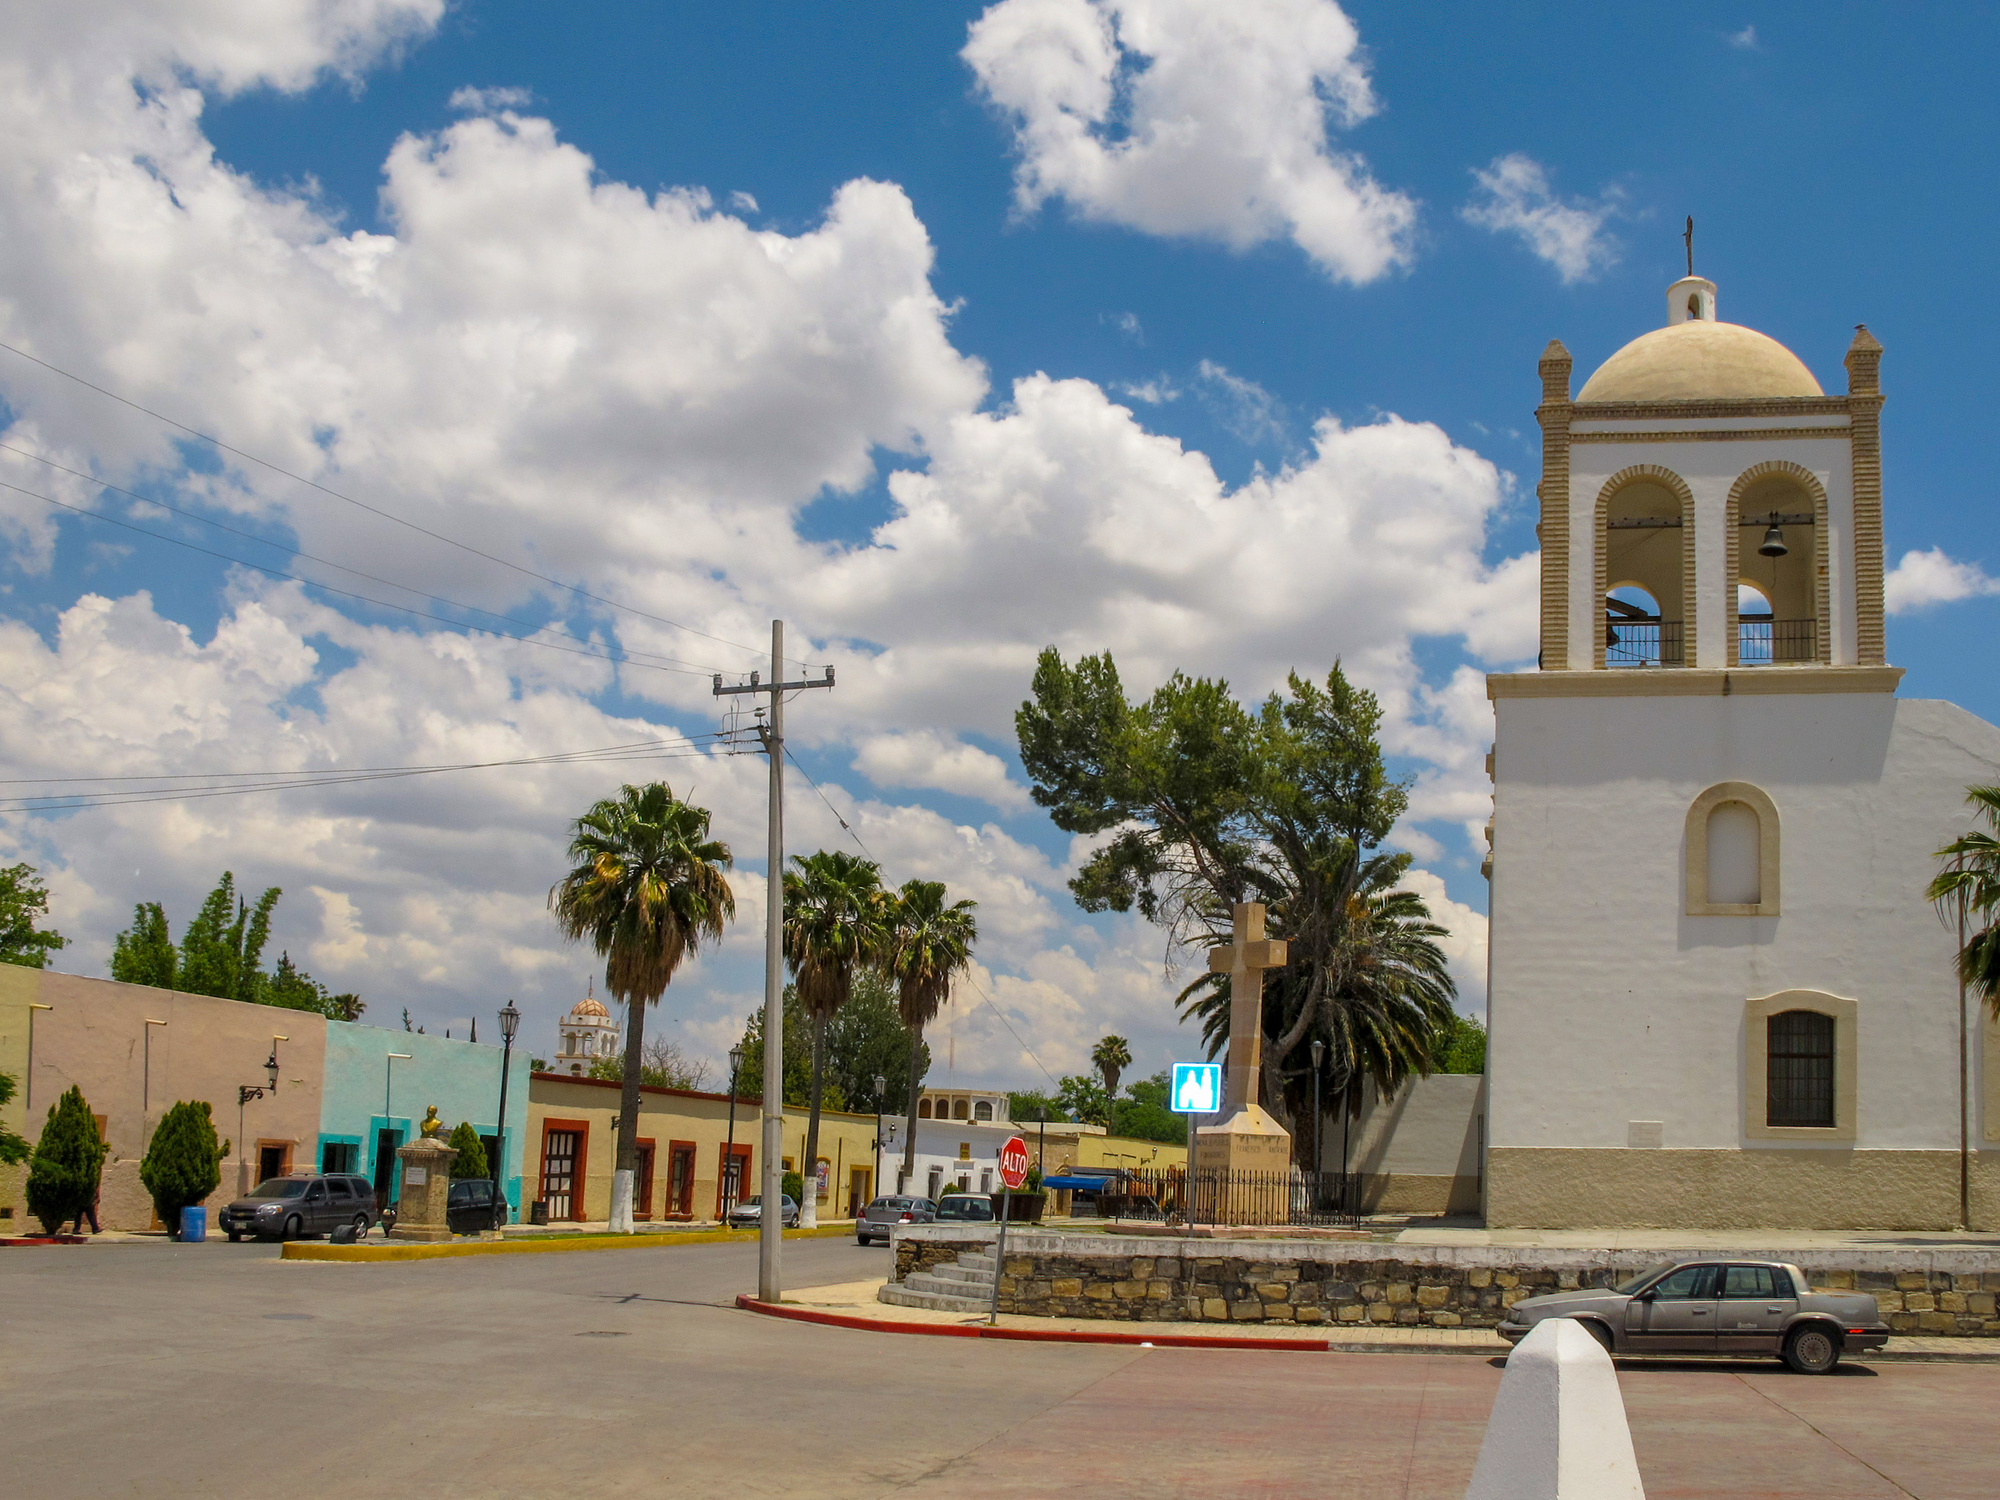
[[1577, 275, 1822, 402], [569, 994, 610, 1019]]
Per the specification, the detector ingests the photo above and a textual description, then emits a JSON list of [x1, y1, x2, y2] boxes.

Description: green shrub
[[139, 1100, 224, 1237], [781, 1169, 804, 1206], [25, 1085, 105, 1234], [447, 1121, 489, 1179], [1022, 1164, 1043, 1193]]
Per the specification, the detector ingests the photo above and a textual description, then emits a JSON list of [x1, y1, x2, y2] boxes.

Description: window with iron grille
[[1766, 1010, 1835, 1127]]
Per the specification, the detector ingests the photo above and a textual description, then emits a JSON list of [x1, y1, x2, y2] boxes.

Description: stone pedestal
[[388, 1137, 458, 1242], [1194, 1105, 1293, 1225]]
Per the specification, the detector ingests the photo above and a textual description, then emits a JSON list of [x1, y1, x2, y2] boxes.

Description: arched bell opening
[[1730, 468, 1825, 665], [1599, 474, 1687, 667], [1605, 584, 1673, 667]]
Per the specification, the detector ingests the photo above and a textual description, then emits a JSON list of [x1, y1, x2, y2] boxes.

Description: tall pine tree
[[25, 1085, 105, 1235], [446, 1121, 490, 1179], [139, 1100, 224, 1238], [110, 901, 177, 988]]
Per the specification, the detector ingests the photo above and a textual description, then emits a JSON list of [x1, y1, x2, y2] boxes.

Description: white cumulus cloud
[[1462, 153, 1621, 284], [1885, 546, 2000, 614], [0, 0, 1527, 1087], [852, 731, 1035, 811], [963, 0, 1417, 283]]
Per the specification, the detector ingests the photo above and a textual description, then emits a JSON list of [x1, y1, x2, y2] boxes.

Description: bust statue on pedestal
[[388, 1106, 458, 1242]]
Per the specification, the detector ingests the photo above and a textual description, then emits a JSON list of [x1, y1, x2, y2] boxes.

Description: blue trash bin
[[179, 1205, 207, 1243]]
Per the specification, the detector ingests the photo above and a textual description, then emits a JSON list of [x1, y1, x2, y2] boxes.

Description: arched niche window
[[1685, 782, 1780, 916], [952, 1098, 969, 1121], [917, 1098, 932, 1119], [973, 1100, 993, 1121], [1744, 991, 1856, 1141]]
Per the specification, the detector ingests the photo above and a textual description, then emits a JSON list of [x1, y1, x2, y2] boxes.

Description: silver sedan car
[[1496, 1259, 1889, 1374]]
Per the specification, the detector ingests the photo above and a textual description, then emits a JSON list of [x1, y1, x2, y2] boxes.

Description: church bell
[[1758, 523, 1789, 559]]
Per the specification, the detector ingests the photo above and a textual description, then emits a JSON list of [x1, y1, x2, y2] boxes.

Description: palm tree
[[1091, 1035, 1132, 1103], [551, 783, 733, 1231], [1928, 785, 2000, 1018], [884, 879, 978, 1194], [1178, 847, 1455, 1167], [785, 849, 886, 1227]]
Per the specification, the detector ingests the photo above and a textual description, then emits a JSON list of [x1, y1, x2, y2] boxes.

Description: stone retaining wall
[[891, 1229, 2000, 1336]]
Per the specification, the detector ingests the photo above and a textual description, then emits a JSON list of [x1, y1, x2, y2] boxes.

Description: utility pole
[[713, 620, 834, 1303]]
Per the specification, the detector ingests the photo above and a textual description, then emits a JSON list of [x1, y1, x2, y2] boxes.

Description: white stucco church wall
[[1484, 277, 2000, 1229]]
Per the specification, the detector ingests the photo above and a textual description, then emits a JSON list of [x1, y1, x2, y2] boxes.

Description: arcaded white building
[[1485, 276, 2000, 1230]]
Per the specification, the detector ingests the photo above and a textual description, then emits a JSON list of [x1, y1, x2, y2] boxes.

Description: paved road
[[3, 1236, 1993, 1498]]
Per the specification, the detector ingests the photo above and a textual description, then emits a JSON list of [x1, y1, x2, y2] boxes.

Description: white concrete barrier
[[1464, 1319, 1645, 1500]]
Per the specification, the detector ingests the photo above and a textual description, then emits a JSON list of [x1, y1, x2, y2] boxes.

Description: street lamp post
[[384, 1052, 412, 1206], [872, 1073, 886, 1203], [722, 1045, 743, 1222], [24, 1002, 52, 1117], [142, 1017, 167, 1142], [1310, 1038, 1326, 1217], [494, 1001, 520, 1229]]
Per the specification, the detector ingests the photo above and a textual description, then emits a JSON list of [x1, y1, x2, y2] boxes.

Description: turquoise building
[[318, 1022, 531, 1220]]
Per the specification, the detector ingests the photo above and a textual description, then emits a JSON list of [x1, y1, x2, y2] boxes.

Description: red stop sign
[[999, 1135, 1030, 1190]]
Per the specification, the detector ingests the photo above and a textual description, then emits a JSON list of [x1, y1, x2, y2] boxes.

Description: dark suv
[[219, 1174, 377, 1242]]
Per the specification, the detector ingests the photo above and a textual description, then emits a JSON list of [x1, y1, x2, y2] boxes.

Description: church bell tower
[[1482, 276, 2000, 1233]]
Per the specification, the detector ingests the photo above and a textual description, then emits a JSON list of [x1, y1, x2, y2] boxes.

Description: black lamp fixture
[[1758, 523, 1789, 559], [499, 1000, 520, 1044], [265, 1045, 281, 1093]]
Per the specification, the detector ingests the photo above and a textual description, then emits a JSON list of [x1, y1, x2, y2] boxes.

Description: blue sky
[[3, 2, 1997, 1088]]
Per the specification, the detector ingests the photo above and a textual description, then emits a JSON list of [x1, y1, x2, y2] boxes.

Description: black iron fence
[[1737, 617, 1816, 665], [1084, 1167, 1358, 1229], [1605, 618, 1684, 667]]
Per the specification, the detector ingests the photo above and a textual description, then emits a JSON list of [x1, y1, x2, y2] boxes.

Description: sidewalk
[[769, 1279, 2000, 1362]]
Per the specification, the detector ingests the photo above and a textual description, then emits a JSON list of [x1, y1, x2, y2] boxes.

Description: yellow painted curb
[[282, 1222, 857, 1263]]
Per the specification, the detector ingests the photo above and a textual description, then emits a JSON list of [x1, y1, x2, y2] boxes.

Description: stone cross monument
[[1193, 902, 1291, 1207]]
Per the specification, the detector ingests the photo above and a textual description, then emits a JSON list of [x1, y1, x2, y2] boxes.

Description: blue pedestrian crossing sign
[[1170, 1062, 1223, 1114]]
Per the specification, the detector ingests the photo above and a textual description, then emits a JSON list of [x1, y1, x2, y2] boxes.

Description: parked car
[[856, 1195, 936, 1245], [934, 1194, 995, 1222], [1495, 1259, 1891, 1374], [445, 1178, 510, 1233], [218, 1174, 377, 1242], [726, 1194, 799, 1230]]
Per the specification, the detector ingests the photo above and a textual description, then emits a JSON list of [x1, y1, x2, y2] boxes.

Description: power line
[[0, 740, 744, 815], [782, 745, 875, 861], [772, 747, 1061, 1091], [0, 441, 726, 675], [0, 338, 819, 669], [0, 730, 730, 785], [959, 970, 1063, 1092], [0, 476, 712, 677]]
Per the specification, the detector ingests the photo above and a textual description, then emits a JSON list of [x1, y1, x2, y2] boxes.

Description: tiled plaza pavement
[[6, 1236, 1996, 1498], [896, 1349, 1996, 1499]]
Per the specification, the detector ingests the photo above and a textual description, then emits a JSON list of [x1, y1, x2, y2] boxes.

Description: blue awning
[[1038, 1175, 1110, 1190]]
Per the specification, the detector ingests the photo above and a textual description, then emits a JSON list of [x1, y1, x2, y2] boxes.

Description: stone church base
[[1487, 1147, 2000, 1231]]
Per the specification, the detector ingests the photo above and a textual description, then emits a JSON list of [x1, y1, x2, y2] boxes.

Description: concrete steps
[[878, 1249, 996, 1314]]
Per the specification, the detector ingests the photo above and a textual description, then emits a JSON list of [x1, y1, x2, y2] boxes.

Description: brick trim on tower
[[1846, 328, 1886, 666], [1537, 341, 1573, 669]]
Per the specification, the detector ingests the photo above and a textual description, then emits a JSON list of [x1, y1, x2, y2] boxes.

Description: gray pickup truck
[[1496, 1259, 1889, 1373]]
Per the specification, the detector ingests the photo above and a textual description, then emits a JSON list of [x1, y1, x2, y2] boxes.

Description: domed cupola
[[1577, 278, 1824, 403]]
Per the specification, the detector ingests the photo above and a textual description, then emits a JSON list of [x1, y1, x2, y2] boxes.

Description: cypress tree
[[110, 901, 177, 989], [446, 1121, 489, 1180], [25, 1085, 105, 1235], [139, 1100, 225, 1237]]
